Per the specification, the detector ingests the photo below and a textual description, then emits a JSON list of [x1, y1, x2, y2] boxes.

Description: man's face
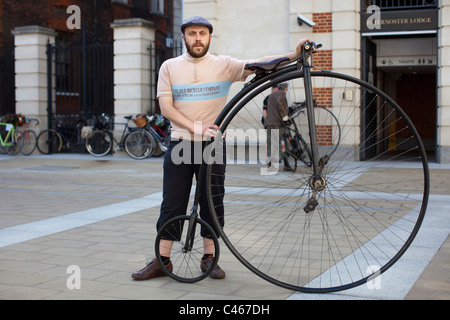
[[182, 26, 211, 58]]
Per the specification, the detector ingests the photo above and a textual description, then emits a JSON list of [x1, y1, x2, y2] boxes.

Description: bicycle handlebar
[[303, 42, 322, 53]]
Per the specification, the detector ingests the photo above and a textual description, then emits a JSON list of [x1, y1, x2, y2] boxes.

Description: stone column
[[11, 25, 57, 132], [111, 18, 156, 129], [437, 0, 450, 163]]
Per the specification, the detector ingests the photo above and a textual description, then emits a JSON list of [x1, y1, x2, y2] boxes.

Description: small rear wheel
[[155, 215, 220, 283]]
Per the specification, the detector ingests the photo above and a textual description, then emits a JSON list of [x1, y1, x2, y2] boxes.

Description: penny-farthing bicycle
[[155, 43, 429, 293]]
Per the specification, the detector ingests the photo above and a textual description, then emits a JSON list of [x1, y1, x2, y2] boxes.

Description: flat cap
[[181, 16, 213, 34]]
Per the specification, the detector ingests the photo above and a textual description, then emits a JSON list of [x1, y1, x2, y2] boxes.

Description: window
[[152, 0, 164, 14], [112, 0, 130, 5]]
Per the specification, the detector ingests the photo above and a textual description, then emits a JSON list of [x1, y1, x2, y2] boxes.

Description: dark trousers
[[157, 140, 226, 240]]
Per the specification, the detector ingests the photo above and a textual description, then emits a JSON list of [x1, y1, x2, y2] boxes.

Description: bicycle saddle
[[245, 57, 290, 73]]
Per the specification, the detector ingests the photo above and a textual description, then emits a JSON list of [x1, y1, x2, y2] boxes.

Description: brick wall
[[312, 12, 332, 33], [314, 50, 332, 70], [313, 88, 332, 109], [312, 12, 333, 145], [316, 125, 332, 146]]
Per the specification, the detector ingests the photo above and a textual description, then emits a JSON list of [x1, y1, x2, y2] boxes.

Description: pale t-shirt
[[157, 52, 253, 140]]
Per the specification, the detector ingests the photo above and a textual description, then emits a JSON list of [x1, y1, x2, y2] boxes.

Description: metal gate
[[149, 40, 183, 114], [46, 28, 114, 152], [0, 51, 15, 115]]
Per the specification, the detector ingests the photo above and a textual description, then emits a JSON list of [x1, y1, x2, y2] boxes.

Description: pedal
[[304, 198, 318, 213]]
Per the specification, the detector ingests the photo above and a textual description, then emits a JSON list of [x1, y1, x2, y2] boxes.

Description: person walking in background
[[264, 82, 294, 172]]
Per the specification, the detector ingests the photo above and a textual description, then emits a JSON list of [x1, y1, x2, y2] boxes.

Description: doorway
[[361, 36, 437, 160]]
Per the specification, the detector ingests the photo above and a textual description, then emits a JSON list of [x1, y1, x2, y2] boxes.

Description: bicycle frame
[[110, 121, 133, 147], [0, 122, 17, 147], [284, 120, 312, 166], [301, 43, 321, 175], [144, 123, 170, 152]]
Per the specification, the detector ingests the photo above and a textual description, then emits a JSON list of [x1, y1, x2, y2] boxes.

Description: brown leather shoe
[[200, 256, 225, 279], [283, 165, 295, 172], [131, 258, 172, 280]]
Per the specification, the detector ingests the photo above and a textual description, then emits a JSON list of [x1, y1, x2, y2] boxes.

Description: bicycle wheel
[[37, 129, 63, 154], [85, 130, 112, 157], [20, 130, 37, 155], [6, 131, 22, 155], [206, 70, 429, 293], [124, 129, 156, 160], [155, 215, 220, 283]]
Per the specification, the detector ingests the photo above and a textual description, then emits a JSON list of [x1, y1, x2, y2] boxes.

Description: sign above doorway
[[361, 8, 438, 36]]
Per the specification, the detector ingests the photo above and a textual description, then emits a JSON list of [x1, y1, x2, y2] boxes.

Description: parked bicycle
[[0, 114, 39, 155], [17, 116, 40, 156], [36, 117, 86, 154], [124, 114, 171, 160], [283, 101, 341, 169], [84, 113, 138, 157], [0, 114, 23, 155], [154, 43, 429, 293]]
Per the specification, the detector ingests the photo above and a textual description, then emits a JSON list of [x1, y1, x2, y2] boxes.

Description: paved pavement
[[0, 152, 449, 301]]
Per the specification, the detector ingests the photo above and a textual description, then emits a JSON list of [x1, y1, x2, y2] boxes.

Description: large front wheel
[[206, 70, 429, 293]]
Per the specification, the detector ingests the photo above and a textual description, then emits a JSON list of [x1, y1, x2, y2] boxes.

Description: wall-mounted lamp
[[297, 13, 316, 27]]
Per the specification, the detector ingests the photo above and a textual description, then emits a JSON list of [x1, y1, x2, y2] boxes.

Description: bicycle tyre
[[124, 129, 156, 160], [206, 69, 429, 293], [37, 129, 63, 154], [85, 130, 113, 157], [6, 131, 22, 155], [20, 130, 37, 155], [155, 215, 220, 283]]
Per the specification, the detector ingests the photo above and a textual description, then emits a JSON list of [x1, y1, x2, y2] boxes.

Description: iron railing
[[362, 0, 438, 11], [149, 40, 183, 114], [0, 51, 16, 115]]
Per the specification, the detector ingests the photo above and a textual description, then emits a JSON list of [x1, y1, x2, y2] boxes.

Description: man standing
[[265, 82, 295, 172], [132, 16, 309, 280]]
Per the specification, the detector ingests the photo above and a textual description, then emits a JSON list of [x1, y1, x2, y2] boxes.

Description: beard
[[184, 39, 210, 58]]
